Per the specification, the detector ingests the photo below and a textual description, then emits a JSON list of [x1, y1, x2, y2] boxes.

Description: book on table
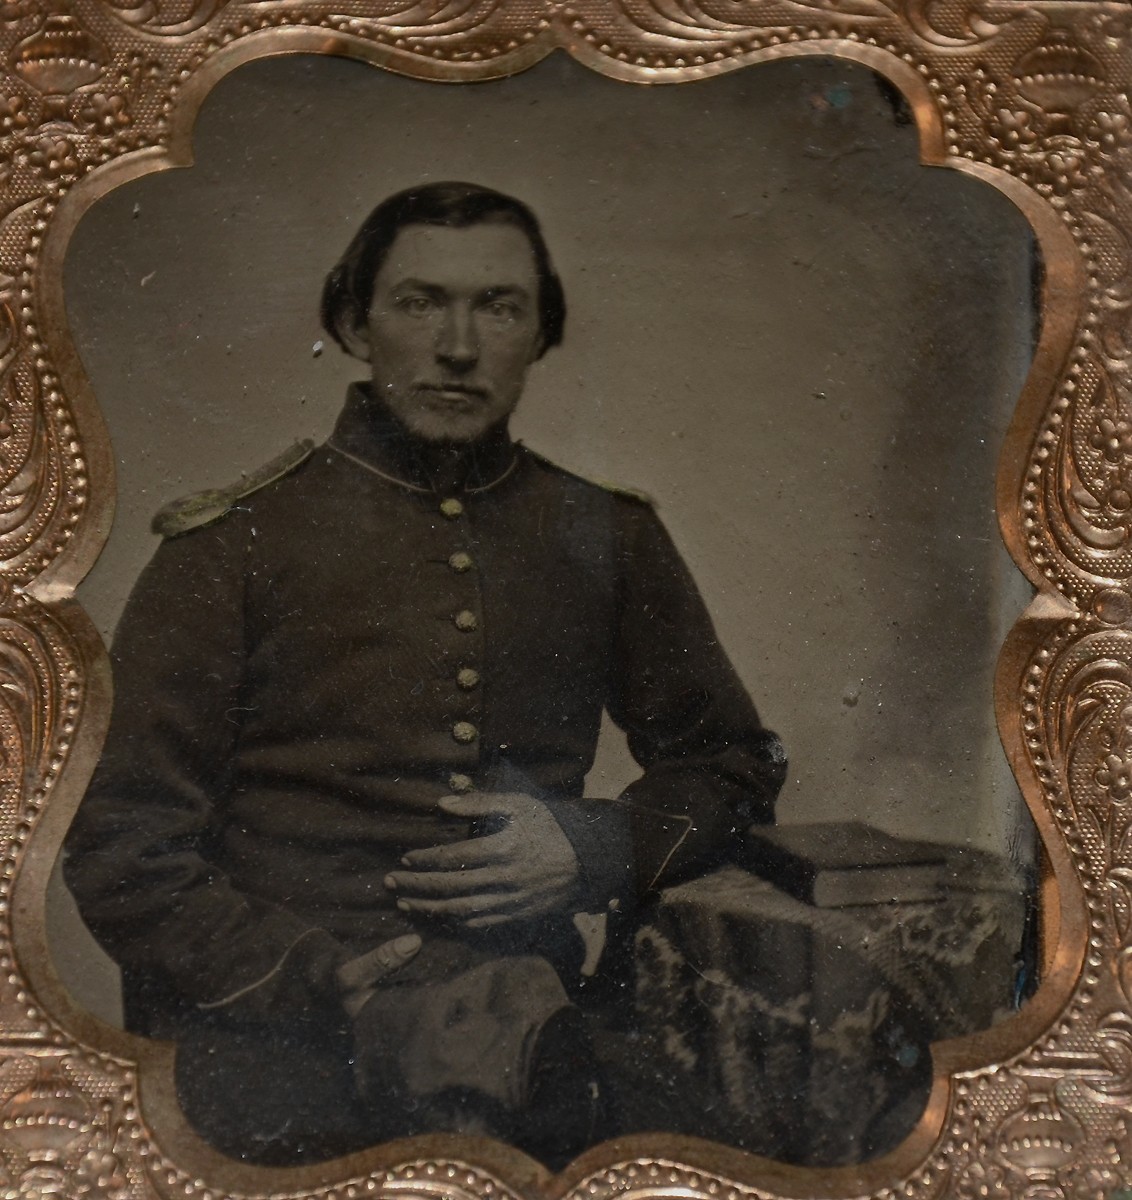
[[743, 820, 952, 907]]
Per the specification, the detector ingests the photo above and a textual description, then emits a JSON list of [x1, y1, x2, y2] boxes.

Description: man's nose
[[437, 306, 479, 370]]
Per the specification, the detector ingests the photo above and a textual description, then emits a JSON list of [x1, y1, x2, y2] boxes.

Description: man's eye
[[399, 296, 438, 315], [482, 300, 519, 320]]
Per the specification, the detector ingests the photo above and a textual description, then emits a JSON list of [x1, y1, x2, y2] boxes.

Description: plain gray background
[[52, 51, 1037, 1025]]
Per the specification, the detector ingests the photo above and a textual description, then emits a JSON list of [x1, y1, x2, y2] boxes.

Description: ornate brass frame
[[0, 0, 1125, 1196]]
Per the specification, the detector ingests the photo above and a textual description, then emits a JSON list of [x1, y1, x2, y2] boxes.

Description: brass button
[[448, 551, 474, 573], [440, 497, 464, 519], [448, 772, 474, 793], [454, 609, 478, 632], [456, 667, 480, 690], [452, 721, 478, 744]]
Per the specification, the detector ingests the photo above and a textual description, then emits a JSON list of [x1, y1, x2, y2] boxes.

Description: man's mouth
[[419, 384, 488, 408]]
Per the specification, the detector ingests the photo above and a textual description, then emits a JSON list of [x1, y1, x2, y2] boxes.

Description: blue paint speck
[[826, 85, 852, 110]]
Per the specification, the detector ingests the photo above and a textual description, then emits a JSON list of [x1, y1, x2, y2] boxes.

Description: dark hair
[[321, 182, 566, 358]]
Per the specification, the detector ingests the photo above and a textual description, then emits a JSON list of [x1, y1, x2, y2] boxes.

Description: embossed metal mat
[[0, 2, 1125, 1199]]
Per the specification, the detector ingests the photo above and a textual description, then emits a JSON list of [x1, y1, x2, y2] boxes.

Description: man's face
[[356, 221, 544, 443]]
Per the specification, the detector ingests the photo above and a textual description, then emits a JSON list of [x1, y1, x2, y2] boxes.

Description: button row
[[441, 499, 479, 757]]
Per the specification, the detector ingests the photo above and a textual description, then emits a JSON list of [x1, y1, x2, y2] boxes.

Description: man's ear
[[334, 304, 371, 362]]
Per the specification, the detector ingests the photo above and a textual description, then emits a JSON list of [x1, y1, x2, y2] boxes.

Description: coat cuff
[[195, 927, 349, 1024], [543, 798, 634, 912]]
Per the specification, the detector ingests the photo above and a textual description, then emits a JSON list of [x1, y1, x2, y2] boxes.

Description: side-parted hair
[[321, 182, 566, 359]]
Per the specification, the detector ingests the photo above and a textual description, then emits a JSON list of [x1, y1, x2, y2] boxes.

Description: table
[[601, 860, 1027, 1165]]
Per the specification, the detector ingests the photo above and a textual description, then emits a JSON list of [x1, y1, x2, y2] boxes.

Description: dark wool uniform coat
[[64, 386, 786, 1162]]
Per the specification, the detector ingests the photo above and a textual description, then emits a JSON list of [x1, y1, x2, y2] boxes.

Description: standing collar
[[326, 383, 519, 494]]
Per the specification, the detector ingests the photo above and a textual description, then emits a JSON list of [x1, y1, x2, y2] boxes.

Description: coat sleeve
[[63, 521, 349, 1026], [552, 499, 785, 904]]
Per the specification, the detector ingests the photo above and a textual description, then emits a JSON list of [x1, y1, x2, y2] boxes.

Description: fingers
[[373, 932, 422, 977], [391, 876, 577, 923], [385, 866, 507, 898], [393, 891, 521, 920], [355, 932, 421, 983], [438, 792, 524, 819], [465, 912, 517, 930], [337, 933, 421, 1020], [337, 932, 421, 996], [341, 986, 374, 1020], [400, 832, 511, 871]]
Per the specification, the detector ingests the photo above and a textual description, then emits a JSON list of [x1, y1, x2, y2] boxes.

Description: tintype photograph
[[46, 48, 1040, 1175]]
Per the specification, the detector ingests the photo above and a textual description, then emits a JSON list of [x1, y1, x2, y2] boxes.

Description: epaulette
[[523, 446, 656, 506], [152, 439, 315, 538]]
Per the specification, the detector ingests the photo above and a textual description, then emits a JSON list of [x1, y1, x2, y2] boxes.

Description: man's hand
[[336, 932, 421, 1019], [384, 792, 581, 929]]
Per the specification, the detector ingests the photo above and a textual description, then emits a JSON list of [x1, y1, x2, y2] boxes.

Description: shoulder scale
[[152, 439, 315, 538]]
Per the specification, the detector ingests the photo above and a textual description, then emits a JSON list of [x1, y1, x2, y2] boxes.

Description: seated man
[[64, 182, 786, 1167]]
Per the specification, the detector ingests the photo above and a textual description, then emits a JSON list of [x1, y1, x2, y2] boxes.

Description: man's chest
[[238, 466, 623, 732]]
